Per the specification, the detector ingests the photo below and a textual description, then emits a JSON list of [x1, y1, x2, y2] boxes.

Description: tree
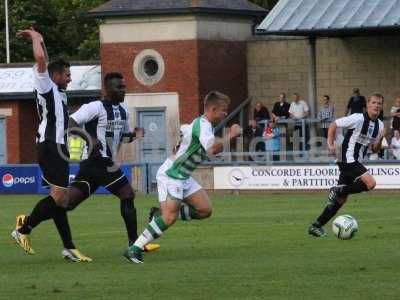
[[0, 0, 107, 63], [0, 0, 279, 63], [250, 0, 279, 9]]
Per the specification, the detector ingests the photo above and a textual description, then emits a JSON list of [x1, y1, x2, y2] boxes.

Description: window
[[133, 49, 165, 86]]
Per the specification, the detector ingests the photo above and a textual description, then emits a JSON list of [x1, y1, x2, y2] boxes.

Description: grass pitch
[[0, 192, 399, 300]]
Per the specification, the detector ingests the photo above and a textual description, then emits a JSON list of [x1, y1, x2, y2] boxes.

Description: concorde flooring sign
[[214, 165, 400, 190]]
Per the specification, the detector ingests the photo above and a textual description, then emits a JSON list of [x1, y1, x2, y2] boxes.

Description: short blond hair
[[204, 91, 231, 108], [368, 92, 384, 102]]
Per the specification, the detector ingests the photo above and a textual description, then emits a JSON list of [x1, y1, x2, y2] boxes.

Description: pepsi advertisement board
[[0, 166, 38, 194], [1, 165, 132, 194]]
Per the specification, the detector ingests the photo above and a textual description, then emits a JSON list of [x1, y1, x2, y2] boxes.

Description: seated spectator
[[289, 93, 309, 120], [253, 101, 270, 125], [243, 120, 264, 160], [317, 95, 334, 138], [345, 88, 366, 115], [391, 130, 400, 160], [390, 96, 400, 132], [272, 93, 290, 120], [263, 120, 281, 161]]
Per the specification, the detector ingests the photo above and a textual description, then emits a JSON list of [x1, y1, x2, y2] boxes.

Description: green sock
[[132, 216, 169, 250]]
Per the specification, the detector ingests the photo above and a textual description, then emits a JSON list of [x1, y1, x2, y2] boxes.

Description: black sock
[[19, 196, 58, 234], [53, 208, 75, 249], [120, 198, 138, 245], [341, 180, 369, 195], [316, 201, 344, 226]]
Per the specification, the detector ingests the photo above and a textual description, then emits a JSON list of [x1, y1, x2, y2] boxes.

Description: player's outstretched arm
[[121, 127, 144, 144], [16, 27, 48, 73], [209, 124, 241, 155]]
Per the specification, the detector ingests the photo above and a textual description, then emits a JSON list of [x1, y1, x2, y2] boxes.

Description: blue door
[[138, 110, 167, 192], [0, 117, 6, 164]]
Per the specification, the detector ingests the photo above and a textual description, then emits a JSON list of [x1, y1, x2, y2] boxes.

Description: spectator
[[263, 120, 281, 161], [253, 101, 270, 125], [317, 95, 334, 138], [345, 88, 366, 115], [289, 93, 309, 120], [390, 130, 400, 160], [289, 93, 310, 151], [390, 96, 400, 132], [272, 92, 290, 120], [243, 120, 264, 160]]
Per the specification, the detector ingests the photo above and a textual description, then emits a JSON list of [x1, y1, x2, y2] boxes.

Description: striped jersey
[[336, 113, 384, 163], [165, 116, 215, 180], [34, 64, 69, 144], [70, 100, 132, 158]]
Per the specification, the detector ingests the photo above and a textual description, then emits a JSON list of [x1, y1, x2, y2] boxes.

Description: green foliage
[[0, 0, 279, 63], [0, 0, 107, 63], [250, 0, 279, 9]]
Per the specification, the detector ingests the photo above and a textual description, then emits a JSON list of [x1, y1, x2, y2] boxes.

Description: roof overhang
[[256, 0, 400, 37], [257, 25, 400, 37], [0, 90, 101, 101], [88, 8, 267, 19]]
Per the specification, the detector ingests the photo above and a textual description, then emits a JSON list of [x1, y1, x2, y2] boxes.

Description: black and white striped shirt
[[34, 64, 69, 144], [337, 113, 384, 163], [70, 100, 132, 158]]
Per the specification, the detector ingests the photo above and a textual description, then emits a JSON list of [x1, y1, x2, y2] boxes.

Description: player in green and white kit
[[124, 91, 241, 263]]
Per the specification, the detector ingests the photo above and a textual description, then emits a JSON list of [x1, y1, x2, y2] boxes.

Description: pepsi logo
[[2, 173, 14, 188]]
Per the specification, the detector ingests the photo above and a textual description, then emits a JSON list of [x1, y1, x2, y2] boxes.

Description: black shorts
[[37, 141, 69, 189], [337, 162, 368, 186], [70, 157, 129, 196]]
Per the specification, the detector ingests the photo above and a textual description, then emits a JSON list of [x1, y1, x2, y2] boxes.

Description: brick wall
[[19, 101, 38, 163], [248, 35, 400, 117], [0, 100, 38, 164], [0, 101, 20, 163], [101, 40, 200, 123], [101, 40, 248, 123], [198, 40, 248, 114]]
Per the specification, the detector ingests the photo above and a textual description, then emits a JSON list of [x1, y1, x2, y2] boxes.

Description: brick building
[[88, 0, 267, 162]]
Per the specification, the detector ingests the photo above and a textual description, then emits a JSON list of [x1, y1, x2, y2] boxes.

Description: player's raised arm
[[16, 27, 48, 73]]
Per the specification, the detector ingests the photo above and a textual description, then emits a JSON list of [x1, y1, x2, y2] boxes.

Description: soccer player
[[11, 28, 91, 262], [66, 72, 159, 252], [308, 93, 385, 237], [123, 91, 242, 263]]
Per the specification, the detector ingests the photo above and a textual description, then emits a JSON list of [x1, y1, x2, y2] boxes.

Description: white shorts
[[156, 160, 202, 203]]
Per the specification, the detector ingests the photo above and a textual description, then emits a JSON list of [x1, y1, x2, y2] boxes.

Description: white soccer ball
[[332, 215, 358, 240]]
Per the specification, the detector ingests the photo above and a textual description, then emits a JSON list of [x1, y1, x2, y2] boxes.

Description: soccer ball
[[332, 215, 358, 240]]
